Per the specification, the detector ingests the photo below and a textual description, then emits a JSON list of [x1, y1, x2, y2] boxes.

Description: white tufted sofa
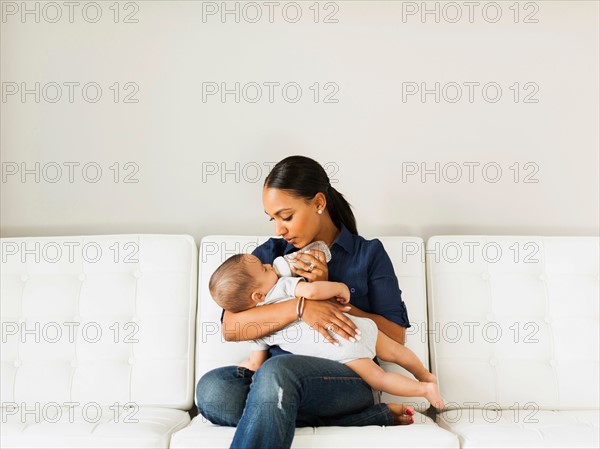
[[1, 234, 598, 448]]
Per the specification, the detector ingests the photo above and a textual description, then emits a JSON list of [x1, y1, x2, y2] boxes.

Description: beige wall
[[1, 1, 598, 242]]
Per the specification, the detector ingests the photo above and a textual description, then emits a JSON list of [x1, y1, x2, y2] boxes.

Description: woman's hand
[[302, 299, 360, 345], [290, 249, 328, 281]]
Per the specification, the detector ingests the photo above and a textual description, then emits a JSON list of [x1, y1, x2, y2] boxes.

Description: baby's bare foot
[[387, 403, 415, 425], [423, 382, 444, 411]]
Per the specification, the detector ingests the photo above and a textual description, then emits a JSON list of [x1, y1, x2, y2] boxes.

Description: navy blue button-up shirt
[[251, 224, 411, 357]]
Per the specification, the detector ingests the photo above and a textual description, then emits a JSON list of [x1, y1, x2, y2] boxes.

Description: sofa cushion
[[1, 235, 198, 448], [437, 409, 599, 448], [195, 235, 432, 409], [171, 412, 458, 448], [179, 235, 459, 448], [427, 236, 599, 447], [1, 405, 190, 448], [426, 236, 599, 410]]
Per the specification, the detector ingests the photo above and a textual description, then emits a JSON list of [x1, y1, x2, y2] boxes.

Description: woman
[[196, 155, 413, 449]]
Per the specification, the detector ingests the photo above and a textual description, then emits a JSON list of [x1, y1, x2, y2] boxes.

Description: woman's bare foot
[[423, 382, 444, 410], [387, 403, 415, 425]]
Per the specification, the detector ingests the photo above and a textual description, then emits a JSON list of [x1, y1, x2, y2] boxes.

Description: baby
[[210, 253, 444, 409]]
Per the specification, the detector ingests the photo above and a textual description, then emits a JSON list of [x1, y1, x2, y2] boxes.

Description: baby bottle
[[272, 241, 332, 277]]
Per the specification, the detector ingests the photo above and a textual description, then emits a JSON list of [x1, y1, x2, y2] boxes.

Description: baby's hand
[[336, 296, 350, 304], [336, 283, 350, 304]]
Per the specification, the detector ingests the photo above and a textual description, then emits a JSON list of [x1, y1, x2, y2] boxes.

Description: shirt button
[[350, 288, 356, 293]]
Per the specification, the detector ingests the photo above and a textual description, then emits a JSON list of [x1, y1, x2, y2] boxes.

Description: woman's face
[[262, 187, 322, 248]]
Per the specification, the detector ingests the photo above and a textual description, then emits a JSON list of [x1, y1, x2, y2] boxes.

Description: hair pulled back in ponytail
[[264, 155, 358, 235]]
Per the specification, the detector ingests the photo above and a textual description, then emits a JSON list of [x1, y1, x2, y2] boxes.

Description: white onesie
[[252, 277, 378, 364]]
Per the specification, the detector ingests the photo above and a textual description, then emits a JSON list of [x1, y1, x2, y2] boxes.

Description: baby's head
[[209, 254, 278, 312]]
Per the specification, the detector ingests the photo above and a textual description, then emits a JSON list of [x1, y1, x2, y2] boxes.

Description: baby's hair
[[209, 254, 259, 313]]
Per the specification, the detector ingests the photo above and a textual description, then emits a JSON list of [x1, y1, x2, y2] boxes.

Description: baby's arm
[[295, 281, 350, 304], [238, 349, 268, 372]]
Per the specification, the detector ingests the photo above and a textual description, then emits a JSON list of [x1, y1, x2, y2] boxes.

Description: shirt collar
[[283, 223, 354, 255], [332, 223, 354, 254]]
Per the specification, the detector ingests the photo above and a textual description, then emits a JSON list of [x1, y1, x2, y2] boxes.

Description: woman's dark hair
[[264, 155, 358, 235]]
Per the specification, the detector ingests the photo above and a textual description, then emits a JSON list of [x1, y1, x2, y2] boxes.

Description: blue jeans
[[196, 355, 394, 449]]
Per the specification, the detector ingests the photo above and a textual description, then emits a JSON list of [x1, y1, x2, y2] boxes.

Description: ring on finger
[[326, 324, 334, 332], [307, 262, 315, 272]]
